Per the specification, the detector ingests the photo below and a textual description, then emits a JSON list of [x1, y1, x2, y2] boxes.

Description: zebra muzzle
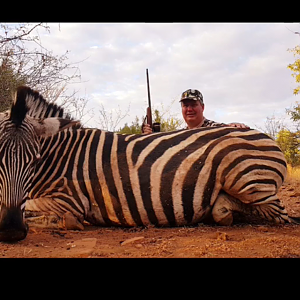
[[0, 205, 28, 242]]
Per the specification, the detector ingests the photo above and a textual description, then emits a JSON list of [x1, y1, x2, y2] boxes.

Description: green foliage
[[117, 116, 142, 134], [288, 45, 300, 95], [116, 109, 183, 134], [287, 101, 300, 124], [276, 129, 300, 167], [256, 39, 300, 167], [0, 23, 81, 112], [281, 44, 300, 166], [0, 55, 27, 112], [153, 109, 183, 132]]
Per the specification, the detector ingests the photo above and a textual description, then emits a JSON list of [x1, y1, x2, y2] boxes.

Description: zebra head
[[0, 87, 79, 242]]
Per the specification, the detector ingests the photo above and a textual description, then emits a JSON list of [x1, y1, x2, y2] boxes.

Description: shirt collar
[[186, 117, 206, 129]]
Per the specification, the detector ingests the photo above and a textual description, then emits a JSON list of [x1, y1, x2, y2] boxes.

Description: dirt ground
[[1, 180, 300, 258]]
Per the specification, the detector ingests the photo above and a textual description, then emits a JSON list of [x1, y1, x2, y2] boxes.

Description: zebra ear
[[30, 117, 81, 137], [10, 87, 28, 126]]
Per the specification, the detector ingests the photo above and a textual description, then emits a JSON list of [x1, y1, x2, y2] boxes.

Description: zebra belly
[[88, 155, 213, 227], [86, 130, 220, 227], [88, 190, 210, 227], [81, 144, 212, 227]]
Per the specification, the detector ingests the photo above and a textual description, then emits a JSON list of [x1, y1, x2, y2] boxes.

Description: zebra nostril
[[0, 228, 27, 242], [0, 206, 28, 242]]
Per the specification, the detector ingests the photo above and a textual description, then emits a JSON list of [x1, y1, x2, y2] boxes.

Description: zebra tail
[[288, 216, 300, 224]]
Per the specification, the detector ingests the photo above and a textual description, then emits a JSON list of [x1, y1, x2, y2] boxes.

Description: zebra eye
[[34, 153, 41, 163], [31, 153, 41, 166]]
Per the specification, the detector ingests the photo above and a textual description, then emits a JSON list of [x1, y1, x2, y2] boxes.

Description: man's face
[[181, 99, 204, 127]]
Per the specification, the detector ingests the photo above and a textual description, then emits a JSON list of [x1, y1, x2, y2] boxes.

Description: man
[[142, 89, 249, 134]]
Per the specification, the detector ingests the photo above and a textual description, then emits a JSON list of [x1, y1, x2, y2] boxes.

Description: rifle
[[142, 69, 160, 133]]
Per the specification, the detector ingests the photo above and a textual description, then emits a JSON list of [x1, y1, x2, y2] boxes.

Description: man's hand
[[226, 122, 250, 129], [142, 124, 153, 134]]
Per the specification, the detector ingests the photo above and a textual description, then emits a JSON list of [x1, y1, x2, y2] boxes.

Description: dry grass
[[286, 165, 300, 184]]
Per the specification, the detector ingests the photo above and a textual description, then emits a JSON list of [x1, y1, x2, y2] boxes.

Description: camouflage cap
[[180, 89, 204, 104]]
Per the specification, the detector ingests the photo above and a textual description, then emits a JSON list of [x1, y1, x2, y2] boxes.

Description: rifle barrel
[[146, 68, 152, 126], [146, 68, 151, 108]]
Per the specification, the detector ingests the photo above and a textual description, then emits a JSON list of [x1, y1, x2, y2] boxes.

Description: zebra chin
[[0, 205, 28, 242]]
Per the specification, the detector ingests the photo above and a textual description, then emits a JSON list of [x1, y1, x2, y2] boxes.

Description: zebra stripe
[[0, 120, 39, 210], [27, 125, 288, 227]]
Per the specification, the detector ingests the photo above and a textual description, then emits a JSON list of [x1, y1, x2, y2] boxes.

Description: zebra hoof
[[213, 207, 233, 226], [212, 195, 234, 226], [63, 212, 84, 230]]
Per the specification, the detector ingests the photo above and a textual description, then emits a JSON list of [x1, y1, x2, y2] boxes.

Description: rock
[[74, 238, 97, 248], [256, 226, 269, 232], [216, 232, 228, 241], [120, 236, 145, 246], [68, 238, 97, 257], [291, 192, 300, 197]]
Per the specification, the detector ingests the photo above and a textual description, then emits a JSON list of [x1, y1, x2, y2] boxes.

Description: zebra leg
[[212, 191, 291, 225], [225, 183, 291, 224], [25, 198, 84, 230], [249, 195, 290, 224], [212, 192, 245, 225]]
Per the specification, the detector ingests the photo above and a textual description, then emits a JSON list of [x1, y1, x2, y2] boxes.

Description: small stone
[[291, 192, 300, 197], [216, 232, 228, 241], [67, 238, 97, 257], [74, 238, 97, 248], [256, 226, 269, 232], [120, 236, 145, 246]]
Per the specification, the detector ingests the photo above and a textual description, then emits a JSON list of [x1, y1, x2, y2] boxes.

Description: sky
[[31, 23, 300, 131]]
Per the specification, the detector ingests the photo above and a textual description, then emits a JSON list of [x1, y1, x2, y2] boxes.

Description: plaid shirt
[[186, 117, 226, 129]]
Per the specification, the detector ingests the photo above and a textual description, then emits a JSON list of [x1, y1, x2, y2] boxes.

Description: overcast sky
[[36, 23, 300, 131]]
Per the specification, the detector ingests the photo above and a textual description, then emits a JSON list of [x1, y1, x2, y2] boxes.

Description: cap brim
[[179, 97, 199, 102]]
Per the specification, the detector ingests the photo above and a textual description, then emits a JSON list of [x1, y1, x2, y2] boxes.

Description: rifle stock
[[146, 106, 152, 126], [142, 69, 160, 133]]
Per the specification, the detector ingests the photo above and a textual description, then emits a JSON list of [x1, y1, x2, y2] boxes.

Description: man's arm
[[203, 118, 249, 129]]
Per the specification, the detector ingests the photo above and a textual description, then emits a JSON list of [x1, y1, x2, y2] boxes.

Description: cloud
[[35, 23, 300, 130]]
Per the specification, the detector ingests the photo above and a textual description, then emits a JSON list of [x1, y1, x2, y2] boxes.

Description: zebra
[[0, 87, 78, 241], [0, 86, 298, 242]]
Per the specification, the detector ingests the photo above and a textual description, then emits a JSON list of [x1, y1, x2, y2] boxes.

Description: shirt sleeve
[[202, 118, 226, 127]]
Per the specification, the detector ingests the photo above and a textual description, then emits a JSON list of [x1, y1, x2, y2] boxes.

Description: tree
[[288, 45, 300, 95], [255, 114, 286, 140], [287, 24, 300, 96], [0, 55, 26, 111], [0, 23, 81, 110], [286, 101, 300, 131], [116, 109, 183, 134], [276, 129, 300, 167], [152, 109, 183, 132], [96, 103, 130, 132], [117, 116, 142, 134]]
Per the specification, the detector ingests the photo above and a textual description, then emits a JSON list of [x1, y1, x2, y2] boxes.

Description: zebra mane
[[10, 86, 28, 126], [16, 86, 74, 120]]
